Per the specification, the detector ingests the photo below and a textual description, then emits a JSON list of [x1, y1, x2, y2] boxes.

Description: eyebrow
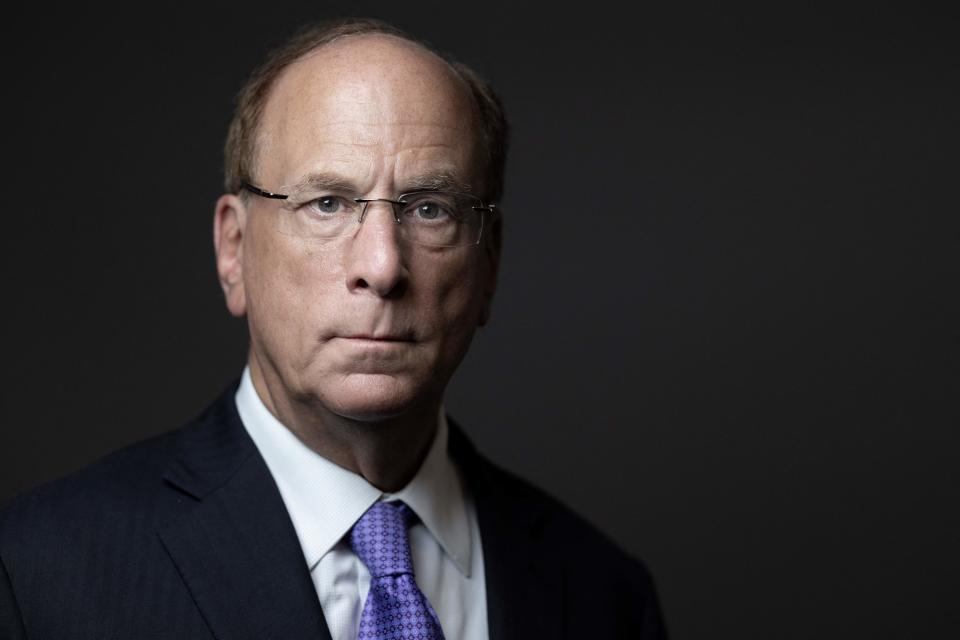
[[283, 172, 359, 195], [401, 172, 474, 194], [283, 170, 475, 198]]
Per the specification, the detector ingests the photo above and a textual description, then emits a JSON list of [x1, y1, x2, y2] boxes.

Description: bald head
[[223, 18, 508, 202], [254, 35, 484, 196]]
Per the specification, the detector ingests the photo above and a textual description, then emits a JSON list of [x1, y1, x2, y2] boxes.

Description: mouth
[[337, 334, 415, 343]]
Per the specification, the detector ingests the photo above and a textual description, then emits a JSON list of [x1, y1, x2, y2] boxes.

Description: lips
[[338, 334, 415, 342]]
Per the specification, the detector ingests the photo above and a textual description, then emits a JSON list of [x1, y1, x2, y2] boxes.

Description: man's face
[[216, 35, 499, 422]]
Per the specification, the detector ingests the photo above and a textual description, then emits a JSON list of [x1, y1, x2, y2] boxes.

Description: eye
[[309, 195, 346, 215], [401, 193, 458, 222], [415, 201, 445, 220]]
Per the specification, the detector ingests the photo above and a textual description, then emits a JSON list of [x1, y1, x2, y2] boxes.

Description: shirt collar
[[234, 366, 472, 576]]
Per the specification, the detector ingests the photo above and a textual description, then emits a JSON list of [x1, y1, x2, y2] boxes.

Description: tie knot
[[349, 500, 415, 578]]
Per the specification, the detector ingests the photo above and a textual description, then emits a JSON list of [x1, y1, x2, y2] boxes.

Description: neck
[[247, 356, 439, 492]]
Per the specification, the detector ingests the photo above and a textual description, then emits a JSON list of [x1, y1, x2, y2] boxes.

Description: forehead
[[255, 35, 482, 191]]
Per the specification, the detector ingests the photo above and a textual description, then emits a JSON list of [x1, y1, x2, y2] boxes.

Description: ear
[[478, 213, 502, 327], [214, 194, 248, 317]]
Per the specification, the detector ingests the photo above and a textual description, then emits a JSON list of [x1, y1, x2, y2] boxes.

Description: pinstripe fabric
[[0, 382, 330, 640], [0, 429, 213, 638], [1, 552, 26, 639], [0, 381, 668, 639]]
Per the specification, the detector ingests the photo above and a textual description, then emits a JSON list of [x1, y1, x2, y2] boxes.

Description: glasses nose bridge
[[357, 198, 403, 225]]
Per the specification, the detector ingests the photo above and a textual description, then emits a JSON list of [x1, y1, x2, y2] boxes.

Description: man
[[1, 18, 666, 639]]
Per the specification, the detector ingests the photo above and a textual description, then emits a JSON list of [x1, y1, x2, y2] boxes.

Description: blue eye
[[401, 193, 457, 222], [313, 196, 342, 214], [416, 202, 443, 219]]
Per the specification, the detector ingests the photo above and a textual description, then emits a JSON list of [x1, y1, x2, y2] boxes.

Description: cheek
[[413, 253, 486, 339], [244, 227, 341, 358]]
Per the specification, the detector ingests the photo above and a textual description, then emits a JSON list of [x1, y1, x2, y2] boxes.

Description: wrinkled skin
[[213, 34, 500, 488]]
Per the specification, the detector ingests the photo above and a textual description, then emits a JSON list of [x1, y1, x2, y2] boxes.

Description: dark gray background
[[4, 2, 958, 638]]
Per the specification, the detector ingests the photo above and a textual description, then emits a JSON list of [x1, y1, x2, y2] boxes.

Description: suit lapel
[[158, 384, 332, 640], [449, 422, 564, 640]]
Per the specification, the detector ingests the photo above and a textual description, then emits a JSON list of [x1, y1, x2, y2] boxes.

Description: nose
[[344, 200, 408, 298]]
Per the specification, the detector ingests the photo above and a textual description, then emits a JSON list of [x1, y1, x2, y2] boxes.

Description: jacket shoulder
[[461, 443, 667, 637], [0, 428, 181, 547], [0, 387, 241, 638], [479, 453, 658, 571], [0, 381, 240, 541]]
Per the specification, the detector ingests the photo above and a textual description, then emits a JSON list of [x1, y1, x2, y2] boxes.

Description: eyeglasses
[[241, 181, 497, 248]]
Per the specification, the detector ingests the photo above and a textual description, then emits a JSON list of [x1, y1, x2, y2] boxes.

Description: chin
[[313, 372, 434, 422]]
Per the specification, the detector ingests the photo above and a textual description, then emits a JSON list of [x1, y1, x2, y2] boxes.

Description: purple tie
[[349, 500, 446, 640]]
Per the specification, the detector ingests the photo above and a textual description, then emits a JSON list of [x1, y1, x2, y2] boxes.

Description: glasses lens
[[398, 192, 485, 247], [270, 187, 360, 239], [267, 187, 488, 246]]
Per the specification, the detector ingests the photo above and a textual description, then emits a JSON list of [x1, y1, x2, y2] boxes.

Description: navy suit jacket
[[1, 382, 666, 638]]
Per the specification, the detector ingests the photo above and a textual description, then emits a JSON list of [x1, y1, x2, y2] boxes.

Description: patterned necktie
[[349, 500, 446, 640]]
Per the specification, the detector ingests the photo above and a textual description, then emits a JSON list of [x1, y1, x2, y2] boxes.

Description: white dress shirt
[[235, 367, 488, 640]]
